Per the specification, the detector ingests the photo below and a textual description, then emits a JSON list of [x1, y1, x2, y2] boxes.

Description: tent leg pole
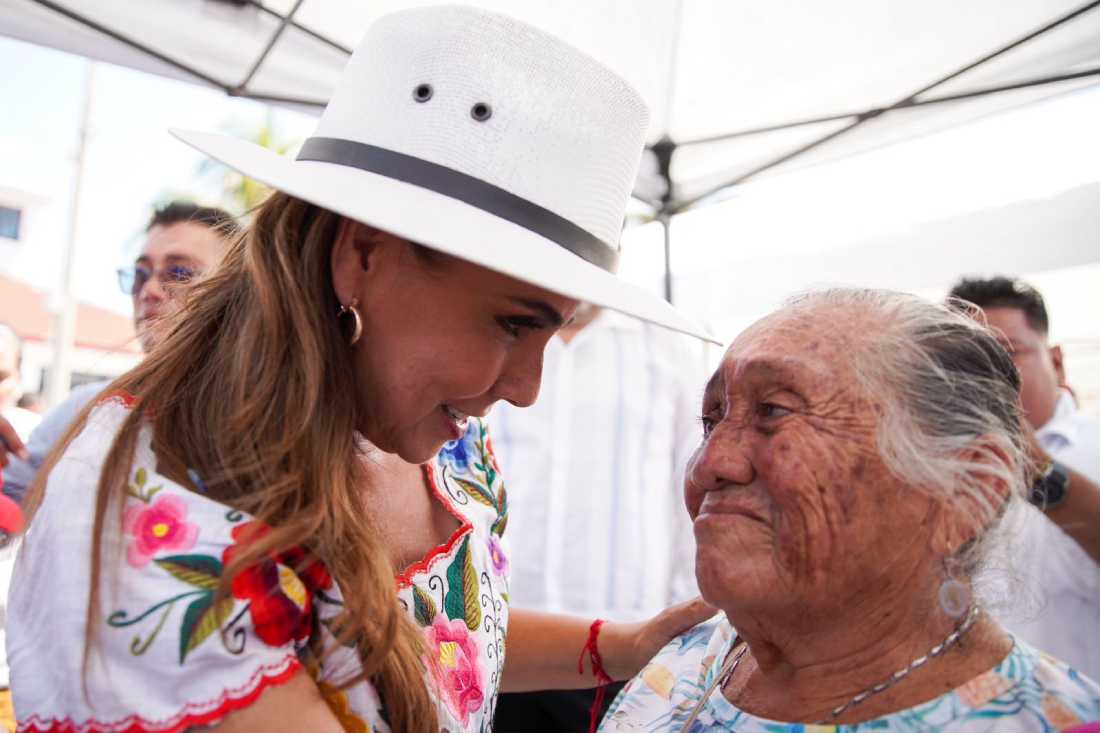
[[660, 214, 673, 304]]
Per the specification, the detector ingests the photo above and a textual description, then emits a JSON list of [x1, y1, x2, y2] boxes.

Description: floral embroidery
[[222, 521, 332, 647], [123, 487, 199, 568], [85, 416, 507, 732], [107, 552, 239, 664], [424, 616, 485, 726], [443, 535, 482, 632], [440, 426, 478, 473], [443, 423, 508, 540], [479, 431, 508, 539], [108, 511, 330, 665], [487, 535, 508, 577]]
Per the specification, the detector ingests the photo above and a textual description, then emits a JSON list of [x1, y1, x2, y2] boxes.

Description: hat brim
[[171, 129, 718, 344]]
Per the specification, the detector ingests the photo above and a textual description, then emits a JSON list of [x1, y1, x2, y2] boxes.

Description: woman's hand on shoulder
[[602, 597, 717, 680], [203, 668, 344, 733]]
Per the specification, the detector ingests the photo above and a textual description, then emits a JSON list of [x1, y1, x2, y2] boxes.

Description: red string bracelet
[[577, 618, 613, 733]]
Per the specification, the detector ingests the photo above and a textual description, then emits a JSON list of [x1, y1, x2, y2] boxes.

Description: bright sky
[[0, 35, 314, 316], [1, 34, 1099, 403]]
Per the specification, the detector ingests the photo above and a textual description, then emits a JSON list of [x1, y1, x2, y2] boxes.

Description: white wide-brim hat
[[172, 5, 716, 343]]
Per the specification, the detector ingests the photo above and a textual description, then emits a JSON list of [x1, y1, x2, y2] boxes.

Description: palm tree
[[197, 113, 299, 216]]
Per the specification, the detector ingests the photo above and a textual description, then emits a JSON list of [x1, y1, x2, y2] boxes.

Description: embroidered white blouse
[[8, 394, 511, 733]]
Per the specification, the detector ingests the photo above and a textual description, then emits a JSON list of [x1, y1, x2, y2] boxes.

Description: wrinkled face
[[686, 307, 940, 617], [982, 307, 1062, 430], [133, 222, 226, 352], [338, 227, 577, 464]]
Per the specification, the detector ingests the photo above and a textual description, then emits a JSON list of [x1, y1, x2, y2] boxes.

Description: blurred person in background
[[949, 276, 1100, 680], [0, 201, 236, 504], [0, 201, 235, 730], [492, 302, 707, 732], [0, 325, 41, 444]]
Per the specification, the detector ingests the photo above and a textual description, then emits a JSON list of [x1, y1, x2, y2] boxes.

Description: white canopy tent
[[3, 0, 1100, 302]]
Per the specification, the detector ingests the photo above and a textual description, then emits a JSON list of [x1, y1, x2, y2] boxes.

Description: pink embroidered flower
[[488, 535, 508, 577], [123, 494, 199, 568], [424, 617, 484, 725]]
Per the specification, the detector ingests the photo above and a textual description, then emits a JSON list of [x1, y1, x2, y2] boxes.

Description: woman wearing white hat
[[7, 6, 714, 733]]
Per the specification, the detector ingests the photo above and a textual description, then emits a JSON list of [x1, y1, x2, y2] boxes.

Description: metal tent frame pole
[[28, 0, 333, 106], [670, 0, 1100, 212], [650, 137, 677, 303], [24, 0, 1100, 312], [29, 0, 1100, 200]]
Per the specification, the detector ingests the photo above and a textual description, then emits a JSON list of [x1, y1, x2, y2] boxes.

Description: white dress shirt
[[489, 310, 709, 621], [1006, 390, 1100, 679]]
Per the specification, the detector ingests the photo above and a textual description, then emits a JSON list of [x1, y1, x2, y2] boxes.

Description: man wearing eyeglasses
[[0, 201, 236, 503]]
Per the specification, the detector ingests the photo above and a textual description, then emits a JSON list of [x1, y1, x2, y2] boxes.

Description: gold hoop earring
[[338, 297, 363, 346]]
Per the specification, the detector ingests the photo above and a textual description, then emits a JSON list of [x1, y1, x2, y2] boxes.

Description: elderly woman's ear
[[929, 436, 1016, 558]]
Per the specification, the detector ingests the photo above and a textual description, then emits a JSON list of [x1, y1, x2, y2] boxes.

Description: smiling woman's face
[[334, 224, 579, 464], [685, 307, 942, 617]]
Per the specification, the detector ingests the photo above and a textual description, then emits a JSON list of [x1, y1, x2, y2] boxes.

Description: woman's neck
[[721, 591, 1012, 724]]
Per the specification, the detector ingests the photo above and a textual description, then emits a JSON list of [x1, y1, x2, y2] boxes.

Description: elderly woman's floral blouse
[[8, 395, 510, 732], [601, 618, 1100, 732]]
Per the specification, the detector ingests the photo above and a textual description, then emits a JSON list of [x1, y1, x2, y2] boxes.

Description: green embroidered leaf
[[145, 484, 164, 502], [453, 476, 497, 510], [496, 484, 508, 515], [491, 511, 508, 538], [500, 592, 509, 605], [477, 435, 498, 486], [135, 468, 147, 488], [444, 536, 481, 631], [412, 585, 437, 627], [178, 593, 234, 664], [155, 555, 223, 591]]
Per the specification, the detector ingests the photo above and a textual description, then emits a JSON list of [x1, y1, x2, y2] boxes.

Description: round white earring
[[938, 577, 972, 618]]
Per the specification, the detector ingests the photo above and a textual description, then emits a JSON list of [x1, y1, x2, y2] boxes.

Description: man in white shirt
[[950, 276, 1100, 679], [491, 304, 710, 731]]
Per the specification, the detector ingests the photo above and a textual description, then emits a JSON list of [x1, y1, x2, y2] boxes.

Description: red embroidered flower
[[485, 436, 502, 473], [424, 617, 485, 725], [221, 521, 332, 647], [123, 494, 199, 568]]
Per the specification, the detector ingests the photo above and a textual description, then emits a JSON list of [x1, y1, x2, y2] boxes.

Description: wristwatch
[[1029, 459, 1070, 509]]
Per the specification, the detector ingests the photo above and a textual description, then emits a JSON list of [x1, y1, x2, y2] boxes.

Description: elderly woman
[[602, 289, 1100, 732]]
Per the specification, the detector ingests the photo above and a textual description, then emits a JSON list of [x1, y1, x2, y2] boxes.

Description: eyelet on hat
[[471, 102, 492, 122], [413, 83, 433, 102]]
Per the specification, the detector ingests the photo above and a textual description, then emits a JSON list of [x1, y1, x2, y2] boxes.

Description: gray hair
[[783, 288, 1028, 608]]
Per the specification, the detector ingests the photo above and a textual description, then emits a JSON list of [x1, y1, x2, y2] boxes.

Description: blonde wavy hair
[[24, 192, 437, 732]]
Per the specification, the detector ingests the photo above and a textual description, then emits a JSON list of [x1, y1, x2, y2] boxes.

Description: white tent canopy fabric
[[4, 0, 1100, 217]]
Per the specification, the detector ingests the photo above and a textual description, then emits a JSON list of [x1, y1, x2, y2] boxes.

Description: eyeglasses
[[116, 264, 198, 296]]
